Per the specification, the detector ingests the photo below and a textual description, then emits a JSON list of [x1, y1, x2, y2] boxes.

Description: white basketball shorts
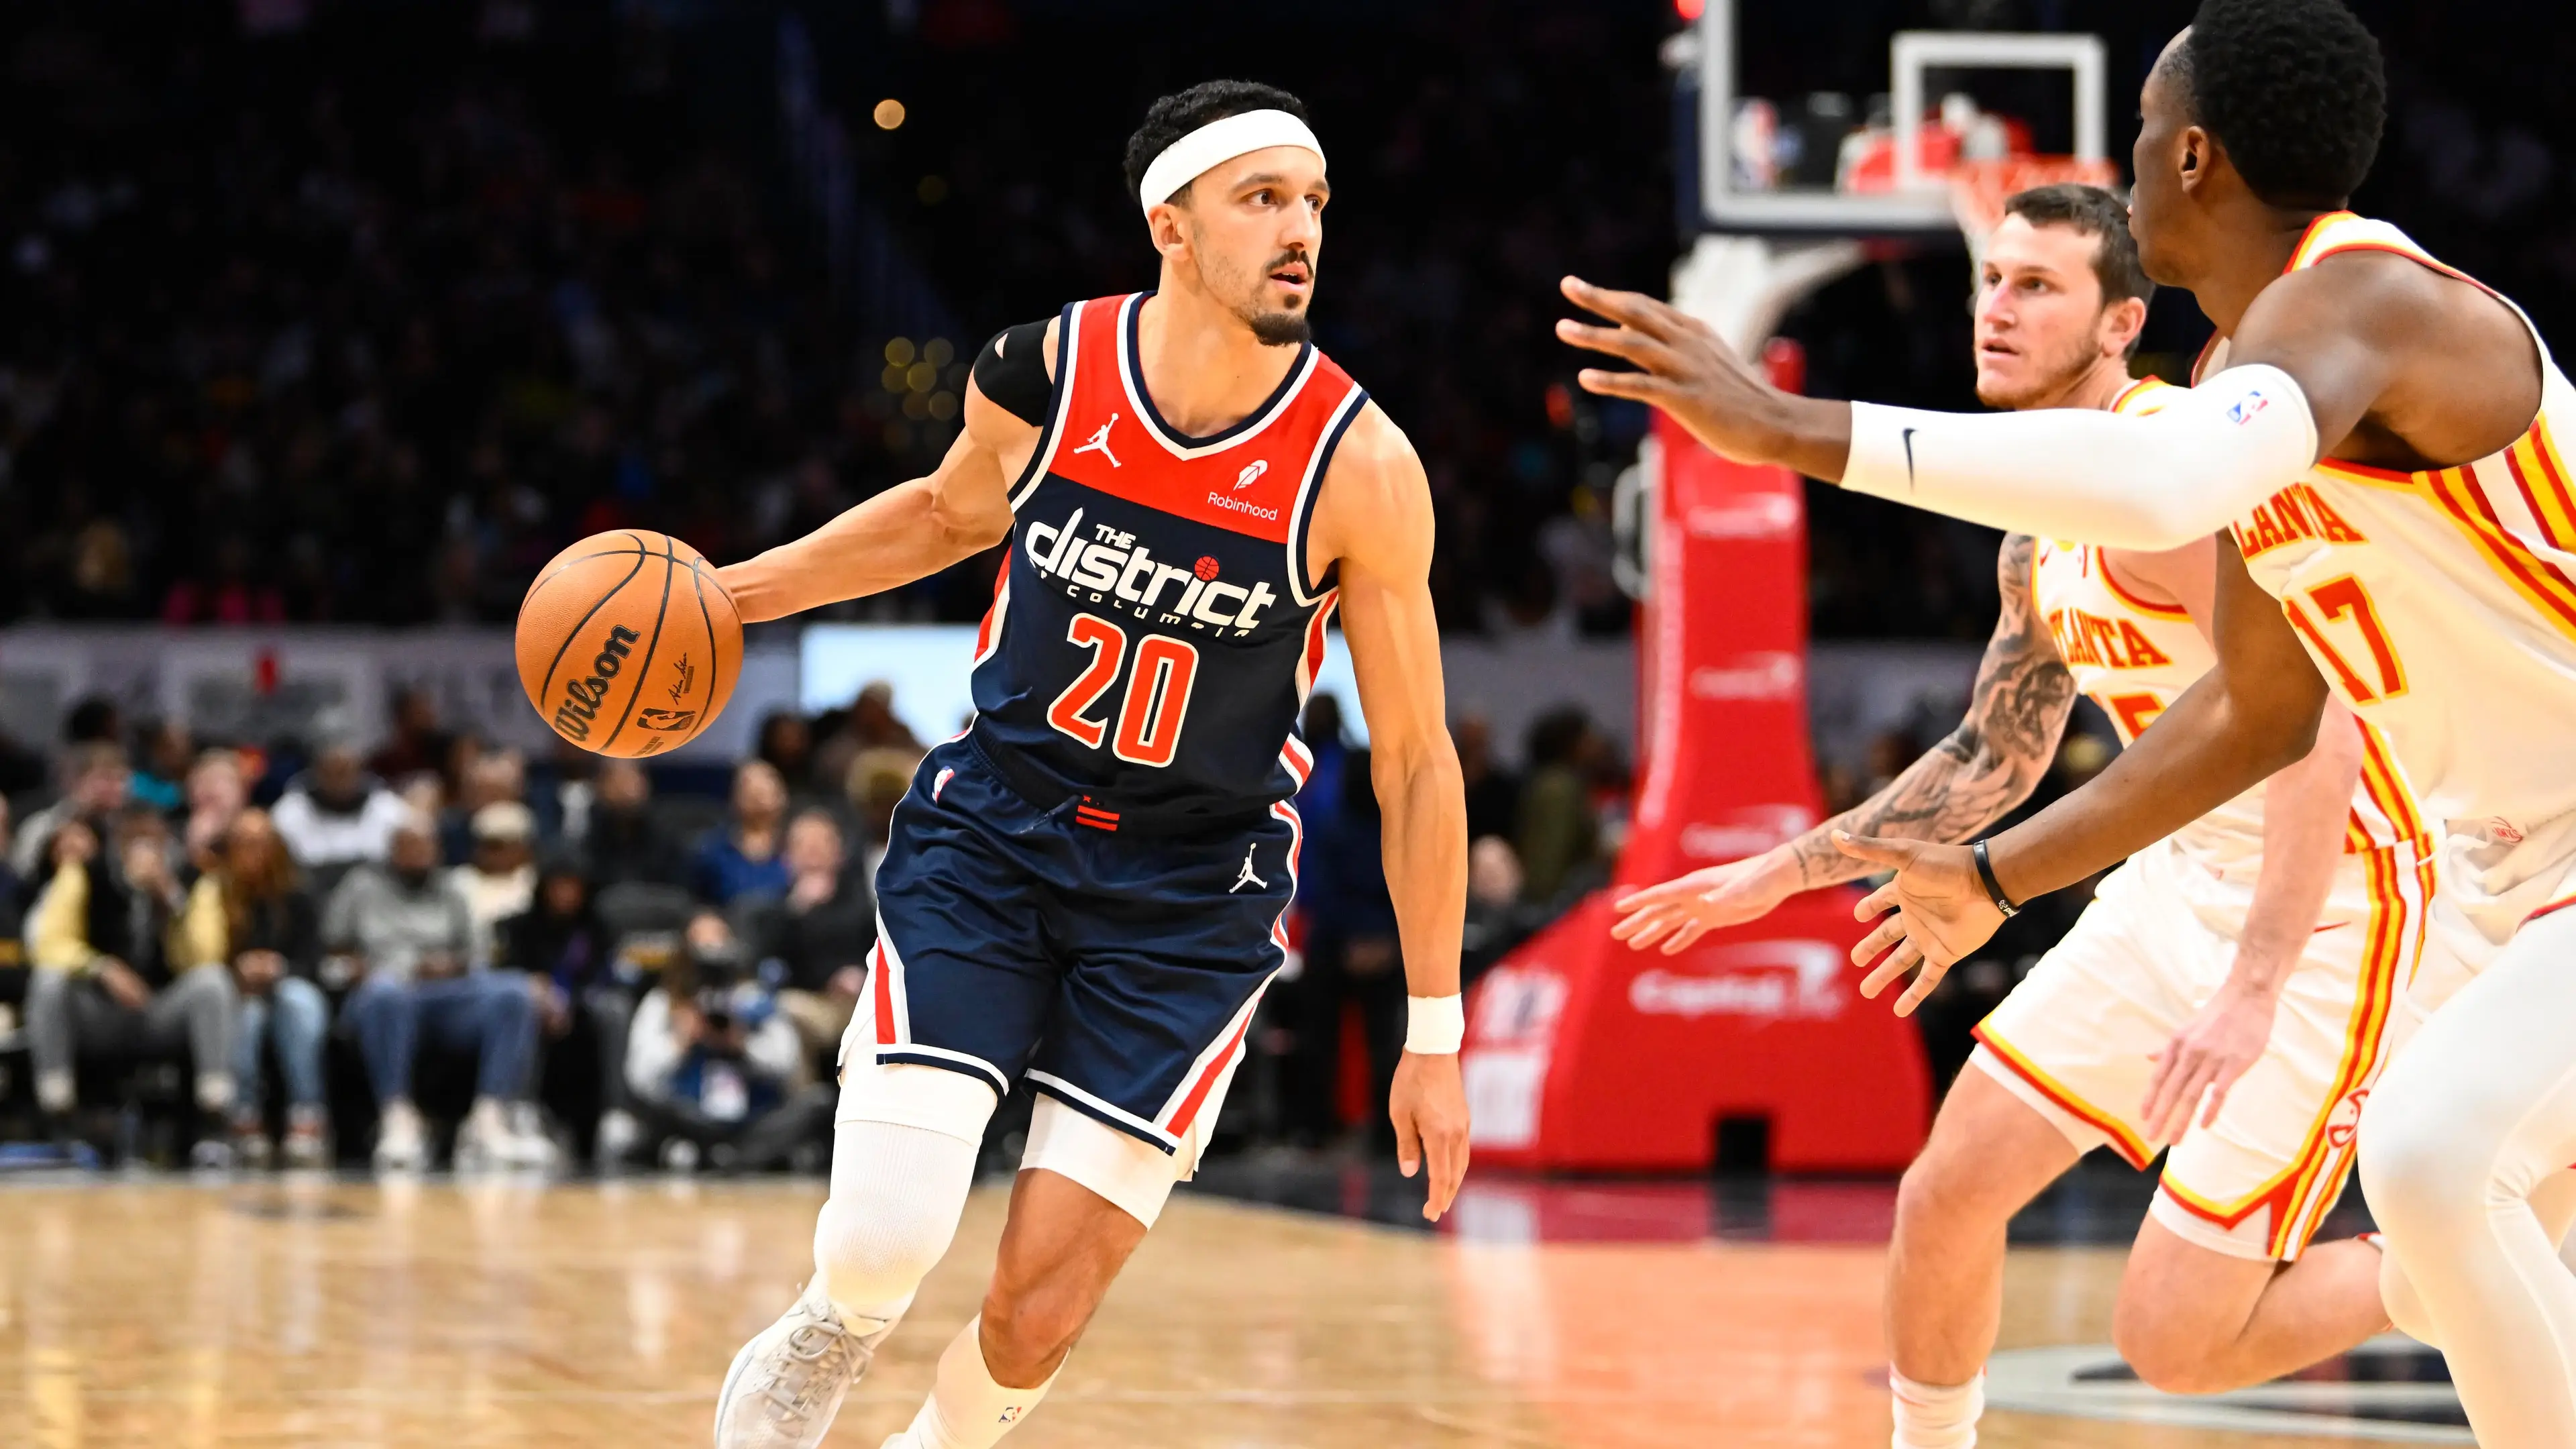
[[1971, 833, 2434, 1261]]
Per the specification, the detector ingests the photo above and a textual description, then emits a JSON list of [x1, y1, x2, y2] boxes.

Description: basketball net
[[1949, 154, 2124, 265]]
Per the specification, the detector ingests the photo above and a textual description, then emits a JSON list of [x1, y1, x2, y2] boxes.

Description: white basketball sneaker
[[714, 1286, 893, 1449]]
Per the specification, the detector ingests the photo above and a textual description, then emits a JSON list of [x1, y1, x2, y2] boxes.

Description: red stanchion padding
[[1462, 400, 1931, 1172]]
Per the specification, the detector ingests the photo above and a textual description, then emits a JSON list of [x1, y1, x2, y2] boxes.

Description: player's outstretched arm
[[2141, 696, 2362, 1140], [1837, 540, 2329, 1015], [713, 375, 1030, 623], [1613, 535, 2074, 954], [1554, 272, 2401, 551], [1316, 405, 1470, 1224]]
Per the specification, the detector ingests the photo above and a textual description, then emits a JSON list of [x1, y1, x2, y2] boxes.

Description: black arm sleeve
[[971, 319, 1055, 427]]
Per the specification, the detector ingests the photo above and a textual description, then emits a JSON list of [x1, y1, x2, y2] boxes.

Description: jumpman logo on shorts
[[1074, 413, 1122, 468], [1229, 843, 1267, 894]]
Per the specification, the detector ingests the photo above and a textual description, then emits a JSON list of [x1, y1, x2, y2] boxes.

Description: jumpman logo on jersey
[[1074, 413, 1122, 468], [1228, 843, 1267, 894]]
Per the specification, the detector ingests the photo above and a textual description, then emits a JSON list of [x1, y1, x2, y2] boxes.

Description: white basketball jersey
[[2207, 212, 2576, 931], [2032, 376, 2424, 881]]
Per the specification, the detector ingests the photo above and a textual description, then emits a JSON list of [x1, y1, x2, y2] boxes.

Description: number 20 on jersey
[[1045, 613, 1200, 767]]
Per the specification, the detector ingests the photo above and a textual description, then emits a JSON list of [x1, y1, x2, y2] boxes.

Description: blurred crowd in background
[[0, 0, 2567, 1165], [0, 0, 1666, 640], [0, 680, 1628, 1171]]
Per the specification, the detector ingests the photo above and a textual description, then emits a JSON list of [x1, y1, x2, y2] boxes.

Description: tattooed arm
[[1612, 535, 2076, 953]]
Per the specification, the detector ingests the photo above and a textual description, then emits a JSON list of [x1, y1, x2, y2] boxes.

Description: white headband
[[1136, 109, 1326, 218]]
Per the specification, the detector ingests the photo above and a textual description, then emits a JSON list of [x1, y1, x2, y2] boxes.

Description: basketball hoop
[[1949, 154, 2123, 262]]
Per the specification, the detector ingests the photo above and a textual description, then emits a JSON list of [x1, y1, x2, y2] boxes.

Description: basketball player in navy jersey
[[706, 81, 1470, 1449]]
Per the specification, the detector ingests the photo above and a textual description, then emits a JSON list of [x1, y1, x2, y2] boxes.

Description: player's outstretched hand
[[1832, 831, 2006, 1018], [1611, 857, 1792, 955], [2141, 978, 2281, 1142], [1556, 276, 1788, 464], [1391, 1051, 1470, 1224]]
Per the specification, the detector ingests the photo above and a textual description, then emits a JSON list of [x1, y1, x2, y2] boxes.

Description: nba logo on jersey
[[2227, 390, 2271, 425]]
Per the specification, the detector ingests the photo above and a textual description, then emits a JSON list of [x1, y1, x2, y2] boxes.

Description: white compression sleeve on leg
[[2360, 907, 2576, 1447], [892, 1316, 1058, 1449], [810, 1065, 997, 1324], [1841, 364, 2318, 550]]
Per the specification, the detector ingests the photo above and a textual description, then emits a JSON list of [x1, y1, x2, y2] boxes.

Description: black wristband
[[1971, 839, 2021, 918]]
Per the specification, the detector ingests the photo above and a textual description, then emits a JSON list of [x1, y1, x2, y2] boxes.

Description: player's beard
[[1976, 328, 2101, 410], [1222, 242, 1315, 347], [1246, 305, 1311, 347]]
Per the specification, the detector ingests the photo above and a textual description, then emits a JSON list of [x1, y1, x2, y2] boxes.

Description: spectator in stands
[[0, 793, 16, 908], [845, 682, 921, 753], [449, 802, 539, 965], [755, 710, 818, 796], [1452, 714, 1522, 843], [181, 748, 250, 871], [584, 760, 683, 888], [11, 743, 131, 877], [215, 809, 329, 1168], [496, 854, 639, 1165], [755, 810, 875, 1074], [1515, 706, 1603, 906], [1460, 835, 1541, 987], [441, 750, 531, 864], [272, 743, 412, 875], [23, 812, 239, 1163], [62, 697, 123, 747], [0, 795, 22, 1020], [535, 738, 598, 849], [1281, 694, 1406, 1149], [325, 814, 549, 1171], [130, 719, 193, 814], [843, 747, 920, 888], [368, 688, 451, 785], [690, 760, 792, 906], [0, 728, 48, 799], [624, 910, 809, 1170]]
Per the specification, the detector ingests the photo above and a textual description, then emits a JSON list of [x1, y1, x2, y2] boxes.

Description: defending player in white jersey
[[1611, 186, 2423, 1448], [1562, 0, 2576, 1442]]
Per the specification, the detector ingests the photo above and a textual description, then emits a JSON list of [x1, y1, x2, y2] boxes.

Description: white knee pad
[[811, 1065, 998, 1323]]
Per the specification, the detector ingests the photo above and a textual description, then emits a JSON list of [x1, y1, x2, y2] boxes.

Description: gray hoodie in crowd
[[323, 863, 478, 984]]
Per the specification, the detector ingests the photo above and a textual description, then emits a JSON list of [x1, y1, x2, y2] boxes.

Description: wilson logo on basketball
[[552, 625, 639, 743]]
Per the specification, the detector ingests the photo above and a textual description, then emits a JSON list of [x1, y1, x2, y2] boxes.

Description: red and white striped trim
[[970, 564, 1010, 667], [1158, 975, 1273, 1137], [1267, 798, 1305, 953], [1294, 589, 1340, 704], [868, 924, 911, 1049]]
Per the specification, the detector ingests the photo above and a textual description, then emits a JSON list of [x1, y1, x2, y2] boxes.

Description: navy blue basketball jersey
[[965, 292, 1368, 827]]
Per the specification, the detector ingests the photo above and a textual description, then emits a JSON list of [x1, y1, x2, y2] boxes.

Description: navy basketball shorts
[[852, 736, 1301, 1156]]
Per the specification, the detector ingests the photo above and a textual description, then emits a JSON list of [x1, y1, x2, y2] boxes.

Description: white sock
[[889, 1317, 1057, 1449], [1890, 1369, 1982, 1449], [196, 1072, 235, 1114], [36, 1069, 74, 1114]]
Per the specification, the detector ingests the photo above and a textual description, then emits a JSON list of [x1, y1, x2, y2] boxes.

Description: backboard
[[1687, 0, 2109, 238]]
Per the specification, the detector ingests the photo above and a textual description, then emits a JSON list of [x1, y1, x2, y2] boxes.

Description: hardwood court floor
[[0, 1175, 2423, 1448]]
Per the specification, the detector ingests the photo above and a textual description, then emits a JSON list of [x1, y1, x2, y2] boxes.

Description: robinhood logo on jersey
[[1022, 507, 1278, 634]]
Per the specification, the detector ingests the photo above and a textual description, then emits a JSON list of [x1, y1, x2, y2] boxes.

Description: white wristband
[[1405, 994, 1466, 1055]]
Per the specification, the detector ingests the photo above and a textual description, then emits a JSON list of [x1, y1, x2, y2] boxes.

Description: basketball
[[515, 530, 742, 757]]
